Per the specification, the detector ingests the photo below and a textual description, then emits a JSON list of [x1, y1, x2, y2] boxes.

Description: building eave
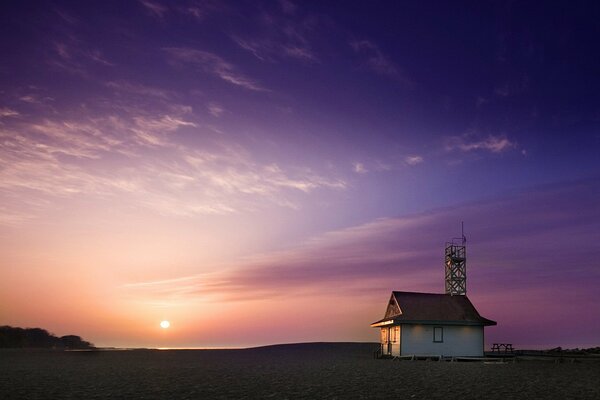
[[396, 319, 497, 326], [370, 318, 497, 327], [370, 319, 395, 327]]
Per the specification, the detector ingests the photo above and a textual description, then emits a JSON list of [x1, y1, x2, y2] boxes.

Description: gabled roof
[[371, 291, 496, 327]]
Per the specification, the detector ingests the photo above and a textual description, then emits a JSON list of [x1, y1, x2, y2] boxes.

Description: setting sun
[[160, 321, 170, 329]]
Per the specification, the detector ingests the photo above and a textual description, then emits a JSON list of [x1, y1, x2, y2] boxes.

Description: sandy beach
[[1, 343, 599, 399]]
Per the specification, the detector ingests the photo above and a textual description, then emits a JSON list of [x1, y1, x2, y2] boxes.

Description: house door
[[380, 327, 390, 355], [387, 327, 392, 354]]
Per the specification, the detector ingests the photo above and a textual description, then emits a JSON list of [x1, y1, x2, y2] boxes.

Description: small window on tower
[[433, 327, 443, 343]]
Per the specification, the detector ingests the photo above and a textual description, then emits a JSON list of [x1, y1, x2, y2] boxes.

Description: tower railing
[[445, 242, 466, 296]]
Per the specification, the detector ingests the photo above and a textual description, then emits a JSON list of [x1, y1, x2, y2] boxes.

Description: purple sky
[[0, 1, 599, 349]]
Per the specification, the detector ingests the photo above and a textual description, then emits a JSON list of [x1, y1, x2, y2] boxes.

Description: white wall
[[401, 324, 484, 357]]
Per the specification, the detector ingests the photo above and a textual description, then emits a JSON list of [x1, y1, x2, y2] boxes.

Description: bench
[[491, 343, 514, 353]]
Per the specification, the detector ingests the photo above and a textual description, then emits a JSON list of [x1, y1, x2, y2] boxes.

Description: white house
[[371, 291, 496, 357]]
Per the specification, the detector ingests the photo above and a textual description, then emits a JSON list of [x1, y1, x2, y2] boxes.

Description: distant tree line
[[0, 326, 94, 349]]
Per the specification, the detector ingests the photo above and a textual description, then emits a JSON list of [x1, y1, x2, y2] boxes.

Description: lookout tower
[[445, 223, 467, 296]]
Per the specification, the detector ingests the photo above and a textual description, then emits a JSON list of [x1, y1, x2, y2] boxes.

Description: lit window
[[381, 328, 388, 342], [393, 326, 399, 342], [433, 327, 443, 343]]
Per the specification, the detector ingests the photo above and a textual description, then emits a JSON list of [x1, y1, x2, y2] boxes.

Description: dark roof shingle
[[371, 291, 496, 326]]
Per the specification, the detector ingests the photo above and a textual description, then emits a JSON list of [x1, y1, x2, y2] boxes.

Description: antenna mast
[[445, 222, 467, 296]]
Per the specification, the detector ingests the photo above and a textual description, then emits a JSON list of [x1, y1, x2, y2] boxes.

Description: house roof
[[370, 291, 497, 327]]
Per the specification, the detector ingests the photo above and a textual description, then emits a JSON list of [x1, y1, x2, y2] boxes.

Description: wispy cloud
[[232, 37, 269, 61], [121, 178, 600, 350], [183, 5, 203, 19], [0, 206, 36, 226], [353, 162, 367, 174], [279, 0, 298, 15], [123, 178, 600, 308], [19, 94, 53, 104], [132, 114, 197, 145], [139, 0, 167, 18], [175, 1, 224, 21], [49, 40, 114, 77], [446, 134, 517, 153], [494, 85, 510, 97], [405, 155, 423, 166], [105, 81, 173, 100], [350, 40, 413, 86], [163, 47, 267, 91], [87, 49, 115, 66], [54, 42, 71, 60], [0, 104, 345, 224], [494, 76, 529, 98], [207, 102, 225, 117], [55, 9, 78, 25], [282, 45, 316, 61], [230, 5, 319, 63], [0, 108, 19, 118]]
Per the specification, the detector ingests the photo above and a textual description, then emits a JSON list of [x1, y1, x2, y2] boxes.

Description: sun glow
[[160, 320, 170, 329]]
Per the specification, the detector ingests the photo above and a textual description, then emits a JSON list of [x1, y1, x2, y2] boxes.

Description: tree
[[0, 326, 94, 349]]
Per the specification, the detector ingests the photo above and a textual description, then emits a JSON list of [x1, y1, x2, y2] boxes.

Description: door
[[381, 327, 389, 355]]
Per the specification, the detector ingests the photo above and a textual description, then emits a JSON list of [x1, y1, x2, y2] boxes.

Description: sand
[[1, 343, 599, 399]]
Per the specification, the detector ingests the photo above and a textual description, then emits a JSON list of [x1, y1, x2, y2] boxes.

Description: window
[[433, 327, 443, 343], [392, 326, 399, 342], [381, 328, 388, 342]]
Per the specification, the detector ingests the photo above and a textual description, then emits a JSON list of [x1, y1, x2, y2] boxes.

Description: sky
[[0, 0, 598, 349]]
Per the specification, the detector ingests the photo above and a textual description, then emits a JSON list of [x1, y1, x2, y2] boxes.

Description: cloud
[[207, 102, 224, 117], [0, 207, 35, 226], [446, 134, 517, 153], [19, 94, 54, 104], [163, 47, 267, 91], [49, 40, 114, 76], [55, 9, 78, 25], [0, 106, 345, 224], [87, 50, 115, 66], [230, 7, 319, 63], [353, 162, 367, 174], [132, 114, 197, 138], [279, 0, 298, 15], [174, 1, 226, 21], [54, 42, 71, 60], [350, 40, 413, 86], [404, 155, 423, 166], [124, 178, 599, 300], [494, 85, 510, 97], [282, 45, 316, 61], [0, 108, 19, 118], [494, 76, 529, 98], [183, 6, 204, 19], [105, 81, 173, 100], [232, 37, 269, 61], [123, 178, 600, 346], [139, 0, 167, 18], [233, 35, 318, 63]]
